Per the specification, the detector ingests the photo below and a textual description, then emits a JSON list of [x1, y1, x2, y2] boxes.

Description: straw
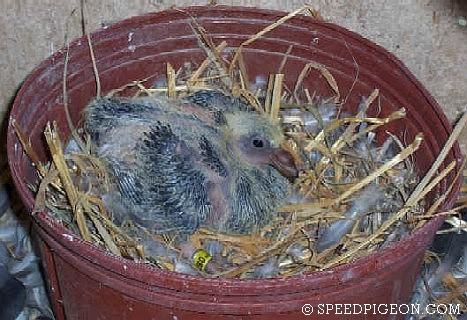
[[11, 119, 47, 177], [167, 63, 177, 98], [229, 6, 311, 74], [270, 74, 284, 121], [44, 122, 91, 241]]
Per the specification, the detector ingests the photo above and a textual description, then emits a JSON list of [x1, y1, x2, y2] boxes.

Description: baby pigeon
[[83, 90, 297, 235]]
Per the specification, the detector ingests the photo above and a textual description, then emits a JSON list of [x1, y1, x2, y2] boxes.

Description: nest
[[12, 6, 466, 279]]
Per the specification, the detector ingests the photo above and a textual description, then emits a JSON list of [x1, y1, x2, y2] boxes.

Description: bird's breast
[[204, 181, 231, 229]]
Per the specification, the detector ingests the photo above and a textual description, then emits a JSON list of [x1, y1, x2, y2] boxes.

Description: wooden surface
[[1, 0, 466, 152]]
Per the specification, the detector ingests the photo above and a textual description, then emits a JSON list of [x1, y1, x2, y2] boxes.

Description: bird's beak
[[269, 148, 299, 181]]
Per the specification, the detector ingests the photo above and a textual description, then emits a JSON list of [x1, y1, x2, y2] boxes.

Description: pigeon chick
[[83, 90, 297, 235]]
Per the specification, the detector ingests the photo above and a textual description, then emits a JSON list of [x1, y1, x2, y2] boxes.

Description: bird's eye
[[252, 138, 264, 148]]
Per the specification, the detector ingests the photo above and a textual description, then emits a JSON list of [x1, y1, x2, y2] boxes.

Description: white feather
[[316, 184, 384, 252]]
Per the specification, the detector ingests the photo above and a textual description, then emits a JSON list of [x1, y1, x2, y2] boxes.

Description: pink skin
[[205, 183, 231, 228], [200, 142, 298, 231]]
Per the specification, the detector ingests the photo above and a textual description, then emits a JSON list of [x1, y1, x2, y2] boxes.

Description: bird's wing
[[108, 161, 144, 204], [135, 121, 211, 234], [198, 135, 227, 177], [84, 97, 160, 143]]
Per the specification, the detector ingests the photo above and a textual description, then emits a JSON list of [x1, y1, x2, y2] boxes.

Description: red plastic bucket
[[7, 6, 463, 320]]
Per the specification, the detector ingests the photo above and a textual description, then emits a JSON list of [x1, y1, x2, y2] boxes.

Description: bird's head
[[222, 111, 298, 180]]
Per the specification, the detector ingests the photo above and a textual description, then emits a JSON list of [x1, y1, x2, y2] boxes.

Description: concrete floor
[[0, 0, 466, 153]]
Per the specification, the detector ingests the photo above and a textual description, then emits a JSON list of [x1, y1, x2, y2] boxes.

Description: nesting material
[[13, 7, 466, 279], [0, 182, 53, 318], [410, 210, 467, 318]]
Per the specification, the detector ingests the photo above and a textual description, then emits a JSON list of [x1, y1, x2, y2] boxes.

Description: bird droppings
[[458, 16, 467, 27], [62, 234, 74, 242], [128, 31, 134, 42], [128, 45, 136, 53], [16, 7, 465, 280]]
